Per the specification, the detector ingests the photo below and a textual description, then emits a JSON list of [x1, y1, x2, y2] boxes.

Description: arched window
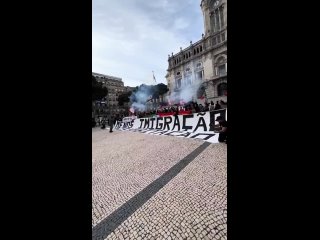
[[176, 78, 181, 89], [217, 83, 227, 96], [217, 56, 225, 63]]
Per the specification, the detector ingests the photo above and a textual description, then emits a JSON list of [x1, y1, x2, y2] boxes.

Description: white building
[[166, 0, 227, 104]]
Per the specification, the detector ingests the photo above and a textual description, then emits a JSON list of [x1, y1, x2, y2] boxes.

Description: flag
[[152, 71, 157, 83]]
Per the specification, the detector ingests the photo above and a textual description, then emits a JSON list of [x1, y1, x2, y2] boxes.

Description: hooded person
[[101, 117, 106, 129], [108, 115, 115, 133], [215, 116, 227, 143]]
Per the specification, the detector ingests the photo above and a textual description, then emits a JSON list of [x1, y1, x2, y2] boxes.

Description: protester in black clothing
[[193, 102, 200, 113], [108, 115, 115, 132], [205, 102, 210, 111], [214, 101, 221, 110], [215, 116, 227, 143], [101, 117, 106, 129], [199, 104, 204, 112], [174, 107, 179, 116]]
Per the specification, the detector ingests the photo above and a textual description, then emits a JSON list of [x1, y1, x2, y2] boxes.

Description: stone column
[[218, 8, 222, 30]]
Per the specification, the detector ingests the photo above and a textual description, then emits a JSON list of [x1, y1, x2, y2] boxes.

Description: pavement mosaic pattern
[[92, 128, 227, 240]]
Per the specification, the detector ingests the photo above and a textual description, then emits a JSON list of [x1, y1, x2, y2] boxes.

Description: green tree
[[92, 76, 108, 101], [118, 91, 132, 106], [156, 83, 169, 95], [152, 83, 169, 99], [130, 83, 169, 102]]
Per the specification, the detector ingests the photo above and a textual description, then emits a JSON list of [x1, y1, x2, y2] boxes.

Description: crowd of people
[[92, 99, 227, 143], [135, 100, 227, 118], [92, 100, 227, 125], [93, 114, 121, 129]]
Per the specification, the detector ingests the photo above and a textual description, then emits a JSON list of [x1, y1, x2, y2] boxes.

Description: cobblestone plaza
[[92, 128, 227, 240]]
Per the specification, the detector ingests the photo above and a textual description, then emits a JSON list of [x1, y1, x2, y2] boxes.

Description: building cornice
[[167, 40, 227, 72], [92, 72, 122, 81]]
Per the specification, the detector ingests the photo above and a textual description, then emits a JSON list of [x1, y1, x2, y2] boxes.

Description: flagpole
[[152, 71, 157, 84]]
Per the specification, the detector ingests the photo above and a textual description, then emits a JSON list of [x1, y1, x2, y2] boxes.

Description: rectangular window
[[196, 71, 203, 81], [215, 11, 220, 31], [221, 33, 225, 41], [185, 75, 191, 85], [176, 78, 182, 89], [213, 37, 217, 45], [218, 64, 226, 76], [211, 14, 216, 33], [220, 8, 224, 27]]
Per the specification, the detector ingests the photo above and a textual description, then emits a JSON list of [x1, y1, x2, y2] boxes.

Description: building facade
[[166, 0, 227, 104], [92, 72, 134, 115]]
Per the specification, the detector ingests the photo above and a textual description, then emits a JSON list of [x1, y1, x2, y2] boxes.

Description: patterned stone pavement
[[92, 127, 227, 240]]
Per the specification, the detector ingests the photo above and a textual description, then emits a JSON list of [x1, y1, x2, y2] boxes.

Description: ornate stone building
[[166, 0, 227, 104]]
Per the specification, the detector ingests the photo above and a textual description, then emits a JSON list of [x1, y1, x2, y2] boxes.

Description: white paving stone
[[92, 127, 227, 239]]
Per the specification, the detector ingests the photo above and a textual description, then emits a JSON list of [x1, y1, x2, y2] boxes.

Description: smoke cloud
[[167, 81, 202, 105], [129, 80, 203, 112], [129, 84, 154, 112]]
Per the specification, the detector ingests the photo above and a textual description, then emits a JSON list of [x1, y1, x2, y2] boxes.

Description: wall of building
[[92, 72, 135, 116], [166, 0, 227, 104]]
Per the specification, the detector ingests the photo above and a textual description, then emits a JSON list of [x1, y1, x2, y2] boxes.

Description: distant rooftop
[[92, 72, 122, 81]]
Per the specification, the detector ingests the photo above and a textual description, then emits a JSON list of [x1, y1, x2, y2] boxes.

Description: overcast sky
[[93, 0, 203, 87]]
